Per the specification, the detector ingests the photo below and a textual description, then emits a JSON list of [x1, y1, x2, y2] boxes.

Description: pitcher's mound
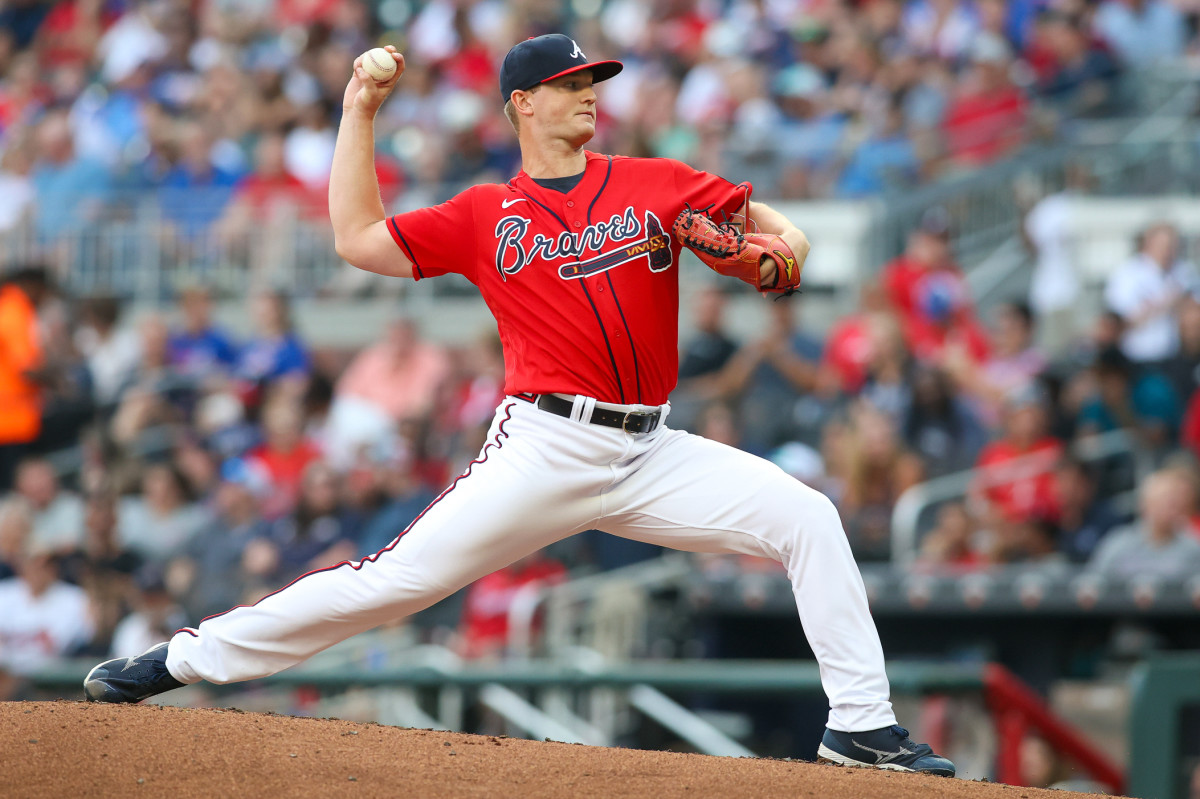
[[1, 701, 1115, 798]]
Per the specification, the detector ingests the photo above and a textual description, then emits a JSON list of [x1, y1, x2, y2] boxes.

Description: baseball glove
[[672, 205, 801, 294]]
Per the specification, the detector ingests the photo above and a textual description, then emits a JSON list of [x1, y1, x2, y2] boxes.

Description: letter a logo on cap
[[570, 39, 587, 60]]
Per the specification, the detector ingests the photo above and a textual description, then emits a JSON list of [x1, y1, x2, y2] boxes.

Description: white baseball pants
[[167, 396, 897, 732]]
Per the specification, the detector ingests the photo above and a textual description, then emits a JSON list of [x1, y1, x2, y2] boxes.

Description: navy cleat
[[817, 725, 956, 777], [84, 642, 186, 703]]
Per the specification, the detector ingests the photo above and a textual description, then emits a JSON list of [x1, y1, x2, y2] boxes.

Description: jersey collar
[[510, 150, 607, 202]]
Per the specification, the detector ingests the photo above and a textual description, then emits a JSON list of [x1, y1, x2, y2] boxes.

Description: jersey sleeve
[[387, 187, 480, 283], [669, 160, 752, 227]]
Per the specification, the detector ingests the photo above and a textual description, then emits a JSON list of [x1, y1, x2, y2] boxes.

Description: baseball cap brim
[[536, 60, 623, 89]]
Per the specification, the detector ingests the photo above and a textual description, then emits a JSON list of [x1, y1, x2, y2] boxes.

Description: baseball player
[[85, 35, 954, 777]]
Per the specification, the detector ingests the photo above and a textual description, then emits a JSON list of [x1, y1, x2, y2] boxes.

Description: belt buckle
[[621, 410, 655, 434]]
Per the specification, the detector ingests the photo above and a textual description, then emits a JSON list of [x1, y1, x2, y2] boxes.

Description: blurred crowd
[[0, 0, 1198, 262], [4, 201, 1200, 686]]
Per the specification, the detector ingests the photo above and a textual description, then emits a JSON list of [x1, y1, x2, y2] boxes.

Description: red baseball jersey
[[387, 151, 749, 405]]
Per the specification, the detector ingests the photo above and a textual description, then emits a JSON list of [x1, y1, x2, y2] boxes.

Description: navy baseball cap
[[499, 34, 623, 103]]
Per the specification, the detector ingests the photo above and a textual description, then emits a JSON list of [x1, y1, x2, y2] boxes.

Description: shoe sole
[[816, 744, 954, 777]]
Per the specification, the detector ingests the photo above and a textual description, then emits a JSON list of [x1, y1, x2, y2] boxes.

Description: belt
[[529, 393, 663, 435]]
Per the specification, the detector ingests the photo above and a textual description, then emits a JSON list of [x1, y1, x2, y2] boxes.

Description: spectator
[[836, 401, 925, 562], [0, 267, 50, 489], [0, 539, 93, 693], [15, 457, 84, 552], [262, 461, 359, 581], [284, 100, 337, 190], [882, 210, 988, 365], [356, 454, 438, 558], [169, 457, 270, 619], [903, 365, 988, 477], [1089, 469, 1200, 578], [718, 299, 822, 453], [821, 285, 893, 395], [835, 95, 920, 197], [942, 32, 1028, 167], [158, 118, 241, 237], [1035, 11, 1121, 116], [242, 397, 323, 519], [109, 314, 182, 446], [0, 497, 32, 580], [859, 312, 916, 423], [1105, 223, 1200, 363], [678, 284, 739, 389], [917, 501, 984, 569], [0, 135, 35, 235], [327, 318, 451, 468], [61, 489, 141, 655], [235, 291, 309, 387], [1024, 167, 1088, 360], [1162, 299, 1200, 404], [1077, 345, 1182, 454], [167, 285, 238, 381], [1093, 0, 1187, 68], [117, 462, 210, 562], [108, 563, 187, 659], [1053, 458, 1121, 563], [901, 0, 980, 61], [458, 550, 566, 660], [28, 107, 113, 238], [945, 300, 1047, 425], [971, 384, 1064, 530], [74, 294, 140, 407]]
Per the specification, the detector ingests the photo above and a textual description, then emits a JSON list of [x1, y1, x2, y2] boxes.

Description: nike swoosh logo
[[502, 198, 527, 208]]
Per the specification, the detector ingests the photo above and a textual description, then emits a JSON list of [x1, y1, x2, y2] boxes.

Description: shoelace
[[887, 726, 934, 757]]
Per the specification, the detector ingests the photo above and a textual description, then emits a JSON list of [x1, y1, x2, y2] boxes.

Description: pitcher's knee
[[774, 482, 849, 550]]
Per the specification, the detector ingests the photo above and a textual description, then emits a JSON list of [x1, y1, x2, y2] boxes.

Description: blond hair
[[503, 85, 540, 133]]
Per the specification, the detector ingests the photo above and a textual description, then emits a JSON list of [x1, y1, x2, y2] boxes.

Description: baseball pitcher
[[85, 34, 954, 777]]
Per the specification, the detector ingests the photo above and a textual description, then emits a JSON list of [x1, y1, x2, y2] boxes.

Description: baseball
[[363, 48, 397, 82]]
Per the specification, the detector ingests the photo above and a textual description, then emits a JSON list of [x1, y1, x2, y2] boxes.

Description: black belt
[[533, 394, 663, 434]]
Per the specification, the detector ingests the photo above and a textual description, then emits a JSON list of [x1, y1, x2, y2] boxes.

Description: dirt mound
[[2, 701, 1113, 798]]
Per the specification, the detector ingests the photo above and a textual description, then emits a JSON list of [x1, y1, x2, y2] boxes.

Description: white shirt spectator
[[284, 125, 336, 189], [0, 577, 92, 675], [902, 0, 979, 61], [1093, 0, 1186, 67], [1105, 254, 1200, 362], [75, 324, 142, 406], [1088, 523, 1200, 578], [96, 8, 168, 84], [1025, 191, 1079, 314], [29, 493, 86, 552]]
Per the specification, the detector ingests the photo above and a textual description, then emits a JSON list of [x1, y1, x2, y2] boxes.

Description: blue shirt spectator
[[168, 287, 239, 380]]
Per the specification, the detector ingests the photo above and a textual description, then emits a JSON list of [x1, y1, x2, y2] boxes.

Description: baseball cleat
[[817, 725, 956, 777], [84, 642, 186, 703]]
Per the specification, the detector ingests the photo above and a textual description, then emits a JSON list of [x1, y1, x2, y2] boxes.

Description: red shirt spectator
[[971, 387, 1063, 524], [974, 438, 1062, 522], [943, 33, 1028, 165], [459, 553, 566, 659], [823, 315, 875, 394], [243, 400, 323, 519]]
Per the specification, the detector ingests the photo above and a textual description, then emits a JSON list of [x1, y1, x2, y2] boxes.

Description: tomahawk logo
[[494, 208, 671, 279]]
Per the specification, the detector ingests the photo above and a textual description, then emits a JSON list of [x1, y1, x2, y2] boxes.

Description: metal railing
[[507, 552, 693, 660], [890, 429, 1149, 566]]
